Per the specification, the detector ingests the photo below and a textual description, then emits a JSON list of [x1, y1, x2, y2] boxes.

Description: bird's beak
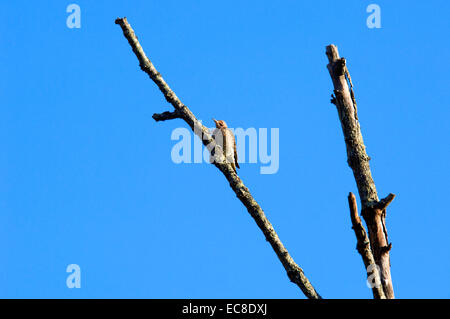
[[212, 118, 217, 124]]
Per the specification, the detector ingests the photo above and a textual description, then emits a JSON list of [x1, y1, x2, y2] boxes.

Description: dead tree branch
[[152, 110, 183, 122], [348, 192, 386, 299], [326, 44, 395, 298], [115, 17, 321, 299]]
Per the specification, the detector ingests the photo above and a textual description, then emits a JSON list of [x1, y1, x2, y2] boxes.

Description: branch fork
[[327, 44, 396, 299]]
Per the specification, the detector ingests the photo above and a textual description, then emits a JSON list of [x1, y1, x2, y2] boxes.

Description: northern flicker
[[212, 119, 240, 172]]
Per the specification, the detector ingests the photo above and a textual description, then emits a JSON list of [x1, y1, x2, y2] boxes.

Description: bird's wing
[[221, 128, 227, 157], [233, 133, 240, 169]]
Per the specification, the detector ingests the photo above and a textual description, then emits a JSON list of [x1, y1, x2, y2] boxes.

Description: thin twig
[[348, 193, 386, 299], [115, 17, 321, 299], [152, 110, 182, 122]]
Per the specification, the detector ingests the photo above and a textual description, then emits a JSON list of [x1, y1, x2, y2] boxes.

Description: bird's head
[[213, 119, 228, 129]]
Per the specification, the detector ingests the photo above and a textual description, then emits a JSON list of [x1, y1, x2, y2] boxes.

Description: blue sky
[[0, 1, 449, 298]]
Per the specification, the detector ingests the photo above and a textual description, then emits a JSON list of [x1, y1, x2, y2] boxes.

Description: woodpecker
[[212, 119, 240, 173]]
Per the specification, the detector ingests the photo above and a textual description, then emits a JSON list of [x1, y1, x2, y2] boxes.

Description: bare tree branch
[[326, 44, 395, 298], [152, 110, 182, 122], [348, 192, 386, 299], [115, 17, 321, 299]]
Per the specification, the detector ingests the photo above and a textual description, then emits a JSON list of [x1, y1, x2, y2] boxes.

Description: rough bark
[[115, 17, 321, 299], [326, 44, 395, 298], [348, 192, 386, 299]]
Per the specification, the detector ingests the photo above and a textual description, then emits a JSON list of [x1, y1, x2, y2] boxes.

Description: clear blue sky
[[1, 1, 449, 298]]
